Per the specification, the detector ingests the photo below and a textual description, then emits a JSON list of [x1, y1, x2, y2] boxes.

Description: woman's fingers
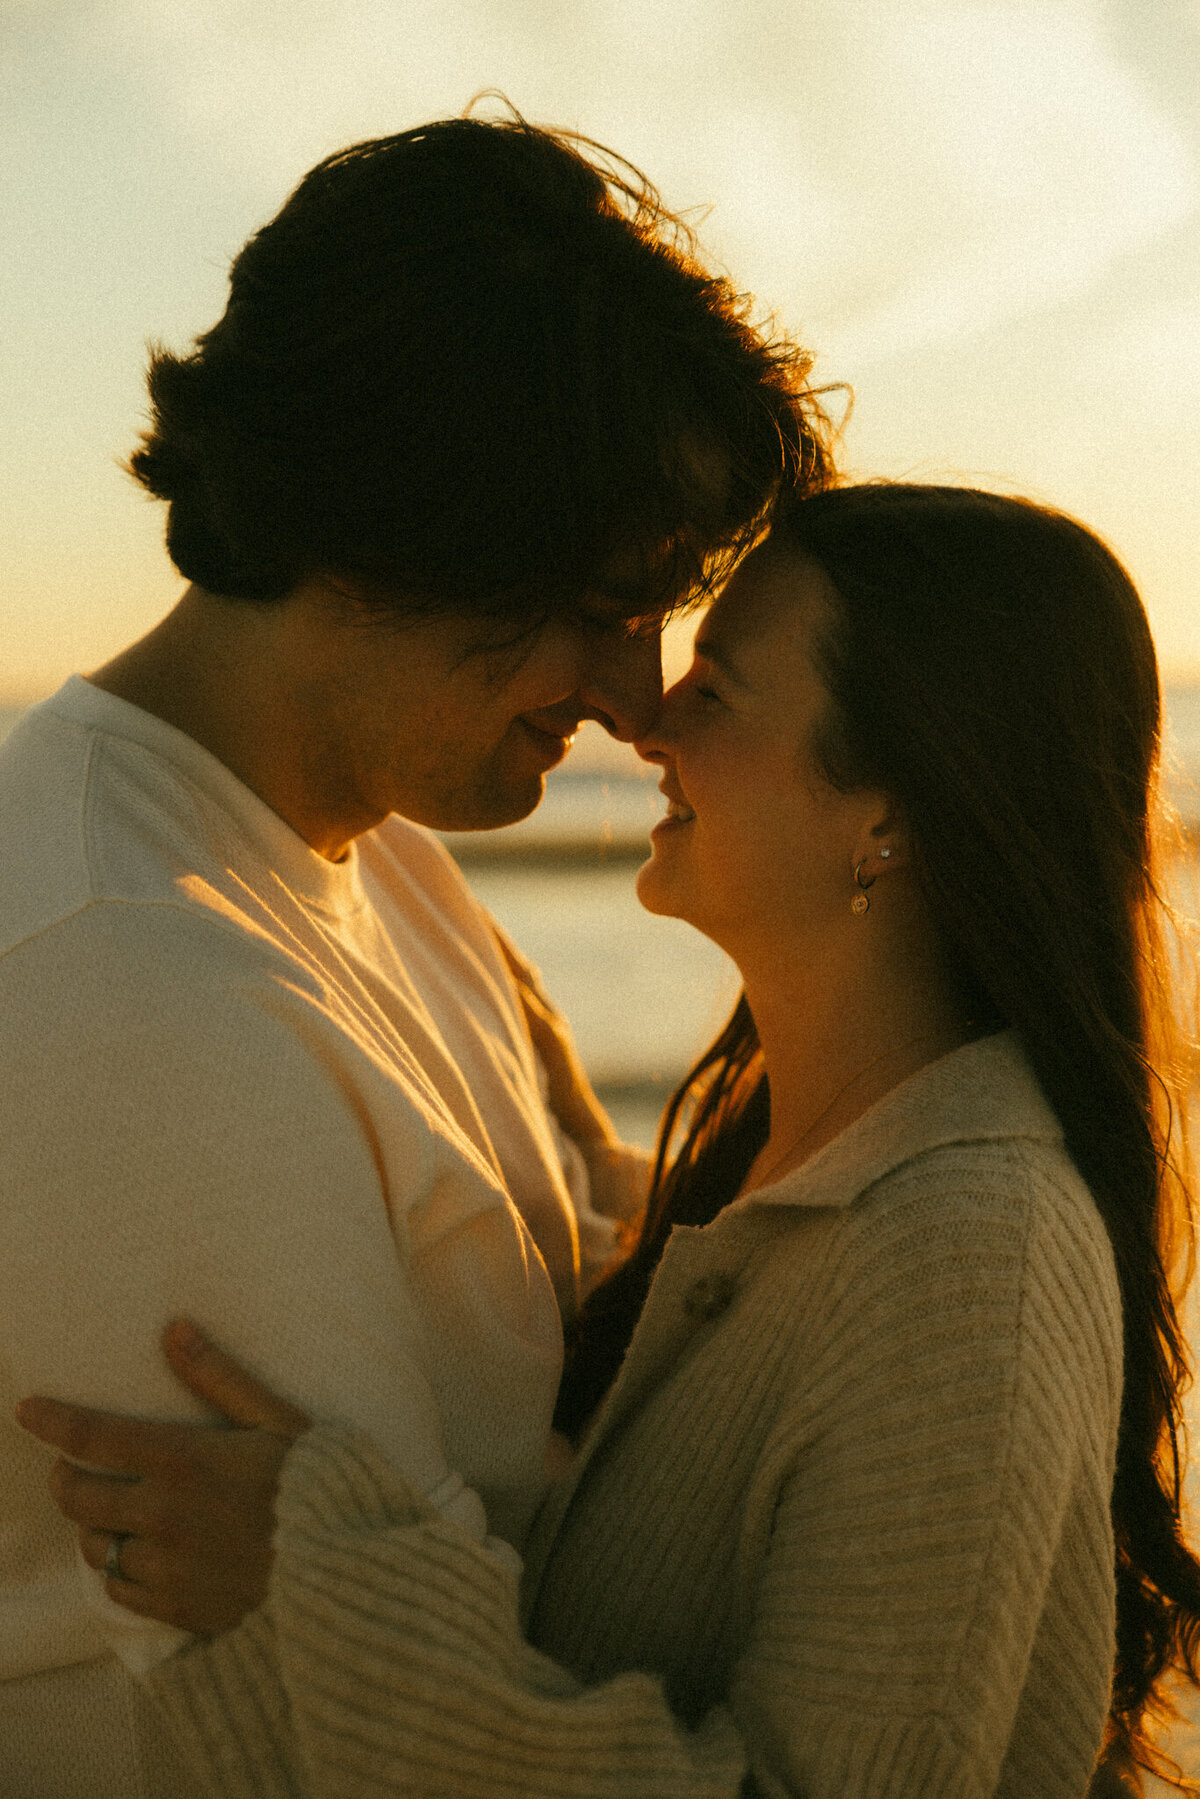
[[17, 1396, 209, 1475], [67, 1432, 283, 1635], [79, 1525, 160, 1611], [79, 1524, 149, 1583], [18, 1345, 296, 1638], [78, 1527, 224, 1631], [48, 1459, 142, 1532], [96, 1571, 167, 1623], [17, 1327, 309, 1465], [162, 1322, 311, 1437]]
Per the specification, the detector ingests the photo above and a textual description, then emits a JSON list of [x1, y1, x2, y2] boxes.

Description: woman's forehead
[[706, 546, 835, 672]]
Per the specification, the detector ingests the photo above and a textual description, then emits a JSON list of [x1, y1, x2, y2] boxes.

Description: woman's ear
[[853, 799, 910, 881]]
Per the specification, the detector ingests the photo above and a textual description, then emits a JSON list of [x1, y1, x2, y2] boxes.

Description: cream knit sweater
[[150, 1031, 1124, 1799], [0, 677, 638, 1799]]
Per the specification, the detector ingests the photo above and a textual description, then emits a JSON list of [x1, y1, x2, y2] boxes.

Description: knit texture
[[149, 1033, 1124, 1799]]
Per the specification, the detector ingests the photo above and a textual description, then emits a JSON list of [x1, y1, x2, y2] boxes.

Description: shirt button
[[683, 1273, 737, 1322]]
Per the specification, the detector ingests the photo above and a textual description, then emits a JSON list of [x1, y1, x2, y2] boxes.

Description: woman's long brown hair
[[557, 483, 1200, 1786]]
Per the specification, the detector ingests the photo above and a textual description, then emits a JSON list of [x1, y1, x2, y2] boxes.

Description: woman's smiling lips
[[651, 778, 696, 836]]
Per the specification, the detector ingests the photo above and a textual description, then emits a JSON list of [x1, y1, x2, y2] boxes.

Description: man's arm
[[1, 900, 517, 1665]]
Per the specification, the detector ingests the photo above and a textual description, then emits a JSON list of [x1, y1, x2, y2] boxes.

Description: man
[[0, 113, 830, 1795]]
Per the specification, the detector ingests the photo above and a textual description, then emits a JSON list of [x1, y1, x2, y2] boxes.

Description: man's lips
[[521, 711, 581, 742], [516, 716, 576, 768]]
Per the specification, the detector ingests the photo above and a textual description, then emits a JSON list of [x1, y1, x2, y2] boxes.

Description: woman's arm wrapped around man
[[146, 1113, 1124, 1799]]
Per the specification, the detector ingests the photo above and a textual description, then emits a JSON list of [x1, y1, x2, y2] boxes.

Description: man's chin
[[426, 774, 547, 836]]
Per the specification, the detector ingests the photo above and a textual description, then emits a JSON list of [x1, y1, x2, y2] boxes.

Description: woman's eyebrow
[[693, 634, 750, 687]]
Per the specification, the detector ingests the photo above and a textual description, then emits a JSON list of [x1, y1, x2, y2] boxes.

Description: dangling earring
[[851, 847, 891, 915], [851, 861, 874, 915]]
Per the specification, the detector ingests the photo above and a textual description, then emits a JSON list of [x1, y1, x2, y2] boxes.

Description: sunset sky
[[3, 0, 1198, 700]]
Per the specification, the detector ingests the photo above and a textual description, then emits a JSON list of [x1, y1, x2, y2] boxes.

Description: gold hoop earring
[[852, 859, 875, 916]]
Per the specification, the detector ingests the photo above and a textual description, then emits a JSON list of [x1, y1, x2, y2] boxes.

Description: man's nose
[[632, 670, 687, 764], [576, 630, 663, 742]]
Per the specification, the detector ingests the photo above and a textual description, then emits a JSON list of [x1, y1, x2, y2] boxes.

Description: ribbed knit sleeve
[[149, 1424, 747, 1798], [150, 1611, 304, 1799], [147, 1133, 1120, 1799]]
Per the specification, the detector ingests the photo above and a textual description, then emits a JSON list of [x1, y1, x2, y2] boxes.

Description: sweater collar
[[45, 675, 367, 916], [734, 1030, 1061, 1215]]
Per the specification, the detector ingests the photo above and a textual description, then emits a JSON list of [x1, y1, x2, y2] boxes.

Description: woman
[[23, 483, 1200, 1795]]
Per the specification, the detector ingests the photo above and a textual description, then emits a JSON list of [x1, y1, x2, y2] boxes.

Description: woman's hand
[[16, 1321, 310, 1636]]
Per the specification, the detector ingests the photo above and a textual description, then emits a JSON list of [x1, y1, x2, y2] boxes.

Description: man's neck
[[87, 585, 366, 860]]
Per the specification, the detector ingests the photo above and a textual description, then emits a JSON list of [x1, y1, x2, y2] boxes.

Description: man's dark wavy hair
[[127, 107, 835, 620]]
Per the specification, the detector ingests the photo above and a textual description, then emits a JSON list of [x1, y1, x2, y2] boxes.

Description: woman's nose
[[632, 679, 687, 764]]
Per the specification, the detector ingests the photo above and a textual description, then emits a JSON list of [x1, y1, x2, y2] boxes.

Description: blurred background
[[3, 0, 1199, 1773], [8, 0, 1198, 1121]]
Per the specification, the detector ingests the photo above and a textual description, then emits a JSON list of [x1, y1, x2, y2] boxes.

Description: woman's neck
[[737, 925, 973, 1192]]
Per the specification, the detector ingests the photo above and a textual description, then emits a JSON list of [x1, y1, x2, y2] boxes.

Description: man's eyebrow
[[595, 579, 650, 607], [578, 590, 669, 638], [693, 633, 750, 686], [589, 581, 671, 624]]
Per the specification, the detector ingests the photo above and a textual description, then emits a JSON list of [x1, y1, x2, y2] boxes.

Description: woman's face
[[635, 545, 889, 962]]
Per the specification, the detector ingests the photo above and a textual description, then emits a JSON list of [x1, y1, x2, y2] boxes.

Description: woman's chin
[[635, 854, 687, 921]]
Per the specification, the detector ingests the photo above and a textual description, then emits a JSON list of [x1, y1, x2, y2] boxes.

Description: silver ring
[[104, 1532, 131, 1581]]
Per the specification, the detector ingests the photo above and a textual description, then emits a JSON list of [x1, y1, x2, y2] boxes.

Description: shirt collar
[[734, 1030, 1061, 1214], [43, 675, 367, 916]]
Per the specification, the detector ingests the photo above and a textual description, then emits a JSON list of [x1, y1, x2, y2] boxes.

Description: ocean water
[[3, 693, 1198, 1131], [465, 860, 738, 1143]]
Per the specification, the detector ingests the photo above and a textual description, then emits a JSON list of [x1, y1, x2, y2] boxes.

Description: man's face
[[291, 587, 666, 840]]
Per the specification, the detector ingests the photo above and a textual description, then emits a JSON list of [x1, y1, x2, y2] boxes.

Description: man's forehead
[[585, 538, 705, 628]]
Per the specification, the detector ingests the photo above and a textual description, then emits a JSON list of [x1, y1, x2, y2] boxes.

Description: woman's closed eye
[[684, 663, 724, 704]]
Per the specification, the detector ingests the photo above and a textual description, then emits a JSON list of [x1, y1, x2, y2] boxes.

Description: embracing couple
[[3, 113, 1199, 1799]]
